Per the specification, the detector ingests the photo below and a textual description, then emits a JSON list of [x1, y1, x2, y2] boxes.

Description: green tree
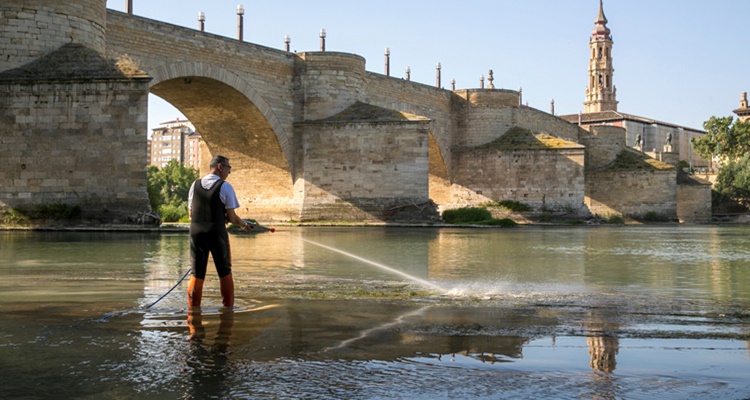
[[714, 155, 750, 201], [147, 160, 199, 221], [691, 116, 750, 161]]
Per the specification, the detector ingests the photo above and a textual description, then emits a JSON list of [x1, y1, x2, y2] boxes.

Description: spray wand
[[247, 220, 276, 233]]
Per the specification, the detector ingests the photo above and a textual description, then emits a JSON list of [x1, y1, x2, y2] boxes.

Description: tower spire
[[592, 0, 611, 39], [596, 0, 608, 25], [584, 0, 618, 113]]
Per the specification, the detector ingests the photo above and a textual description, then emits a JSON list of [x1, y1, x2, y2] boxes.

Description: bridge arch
[[147, 61, 296, 219], [148, 61, 293, 169]]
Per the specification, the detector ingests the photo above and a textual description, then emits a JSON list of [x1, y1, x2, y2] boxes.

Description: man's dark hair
[[210, 155, 230, 168]]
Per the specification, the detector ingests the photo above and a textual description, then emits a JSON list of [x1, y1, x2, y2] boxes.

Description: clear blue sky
[[105, 0, 749, 133]]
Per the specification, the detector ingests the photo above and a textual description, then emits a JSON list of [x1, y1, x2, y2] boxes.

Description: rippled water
[[1, 226, 749, 399]]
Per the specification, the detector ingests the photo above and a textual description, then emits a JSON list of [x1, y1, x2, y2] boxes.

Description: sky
[[105, 0, 750, 134]]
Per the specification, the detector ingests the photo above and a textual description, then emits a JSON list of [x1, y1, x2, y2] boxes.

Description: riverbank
[[3, 211, 750, 232]]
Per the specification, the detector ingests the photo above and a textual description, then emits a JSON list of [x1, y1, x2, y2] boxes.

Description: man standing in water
[[187, 155, 252, 308]]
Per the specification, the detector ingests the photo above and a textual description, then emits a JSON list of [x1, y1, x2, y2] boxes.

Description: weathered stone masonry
[[0, 1, 151, 222]]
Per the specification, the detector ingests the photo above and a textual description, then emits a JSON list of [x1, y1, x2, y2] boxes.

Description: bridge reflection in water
[[1, 226, 749, 399]]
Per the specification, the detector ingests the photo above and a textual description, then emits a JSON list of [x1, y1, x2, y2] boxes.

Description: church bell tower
[[584, 0, 618, 113]]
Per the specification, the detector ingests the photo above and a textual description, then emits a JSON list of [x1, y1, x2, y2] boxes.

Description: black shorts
[[189, 229, 232, 279]]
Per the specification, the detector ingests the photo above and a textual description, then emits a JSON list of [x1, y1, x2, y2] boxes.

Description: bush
[[442, 207, 516, 227], [477, 218, 517, 227], [715, 155, 750, 203], [1, 208, 27, 225], [606, 214, 624, 224], [147, 160, 199, 213], [483, 200, 532, 212], [158, 203, 188, 223], [442, 207, 492, 223]]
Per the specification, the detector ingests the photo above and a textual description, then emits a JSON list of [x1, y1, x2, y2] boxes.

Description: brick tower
[[584, 0, 618, 113]]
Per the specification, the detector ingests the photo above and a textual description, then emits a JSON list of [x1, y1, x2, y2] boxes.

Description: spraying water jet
[[287, 234, 447, 295]]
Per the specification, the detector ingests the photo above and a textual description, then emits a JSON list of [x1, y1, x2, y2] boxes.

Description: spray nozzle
[[247, 220, 275, 233]]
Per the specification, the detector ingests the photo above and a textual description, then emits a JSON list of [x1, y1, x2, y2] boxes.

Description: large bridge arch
[[148, 61, 296, 219], [148, 61, 293, 170]]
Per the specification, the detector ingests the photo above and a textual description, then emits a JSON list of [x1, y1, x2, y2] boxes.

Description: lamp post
[[319, 29, 326, 51], [284, 35, 291, 52], [237, 5, 244, 41], [436, 62, 441, 88], [405, 66, 411, 81], [451, 79, 455, 91], [125, 0, 133, 14], [198, 12, 205, 32], [384, 48, 390, 76]]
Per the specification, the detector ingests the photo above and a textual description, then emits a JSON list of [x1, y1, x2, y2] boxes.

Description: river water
[[1, 226, 749, 399]]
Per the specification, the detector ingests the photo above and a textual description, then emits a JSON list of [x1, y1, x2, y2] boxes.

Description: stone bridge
[[1, 1, 708, 224]]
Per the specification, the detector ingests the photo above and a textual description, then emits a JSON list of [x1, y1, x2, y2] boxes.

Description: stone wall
[[586, 170, 677, 218], [0, 78, 151, 222], [294, 119, 436, 221], [676, 179, 712, 224], [448, 148, 586, 213], [580, 125, 625, 168], [364, 72, 454, 171]]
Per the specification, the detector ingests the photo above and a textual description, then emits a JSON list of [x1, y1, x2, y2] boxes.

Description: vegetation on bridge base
[[1, 203, 81, 226], [442, 207, 517, 227]]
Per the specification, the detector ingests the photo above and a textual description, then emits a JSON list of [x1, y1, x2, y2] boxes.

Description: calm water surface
[[1, 226, 749, 399]]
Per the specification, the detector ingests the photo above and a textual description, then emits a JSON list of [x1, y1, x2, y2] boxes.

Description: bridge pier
[[0, 0, 152, 224], [293, 102, 439, 222]]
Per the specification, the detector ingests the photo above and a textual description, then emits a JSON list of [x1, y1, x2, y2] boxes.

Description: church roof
[[557, 110, 705, 133]]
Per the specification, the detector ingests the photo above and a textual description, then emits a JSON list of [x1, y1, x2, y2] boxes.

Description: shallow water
[[1, 226, 749, 399]]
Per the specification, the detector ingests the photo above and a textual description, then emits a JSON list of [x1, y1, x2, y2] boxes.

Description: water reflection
[[2, 227, 750, 399], [185, 308, 234, 399]]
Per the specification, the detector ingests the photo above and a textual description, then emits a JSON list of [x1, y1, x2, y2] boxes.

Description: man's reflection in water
[[584, 312, 621, 400], [186, 308, 234, 399], [587, 334, 618, 373]]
